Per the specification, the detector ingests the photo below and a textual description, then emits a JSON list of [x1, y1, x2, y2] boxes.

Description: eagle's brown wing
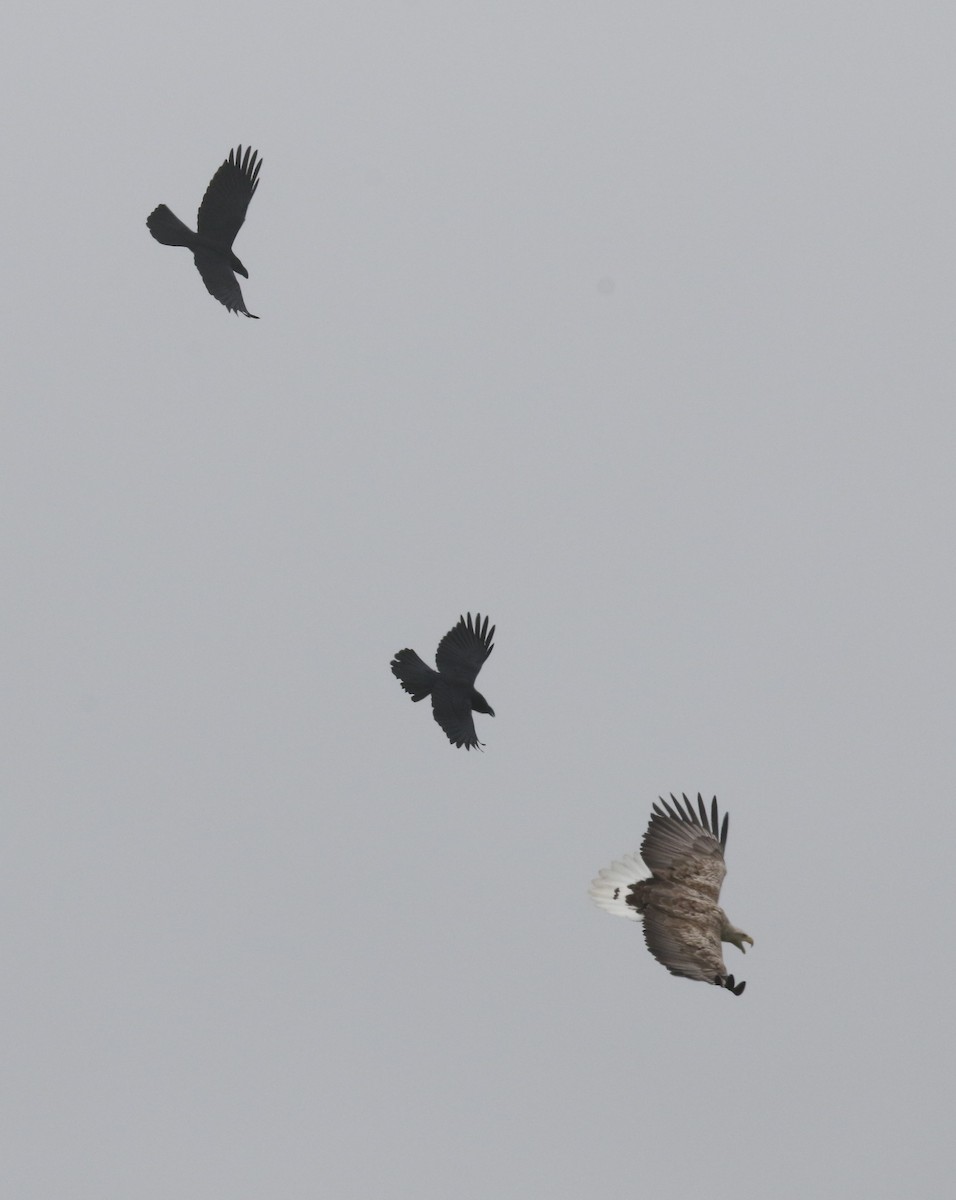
[[639, 886, 729, 982], [639, 793, 727, 901]]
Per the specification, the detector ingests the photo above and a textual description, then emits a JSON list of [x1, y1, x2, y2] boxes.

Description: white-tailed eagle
[[590, 794, 753, 995]]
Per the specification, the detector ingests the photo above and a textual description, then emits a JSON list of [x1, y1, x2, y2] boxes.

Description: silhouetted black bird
[[391, 613, 495, 750], [147, 146, 262, 318]]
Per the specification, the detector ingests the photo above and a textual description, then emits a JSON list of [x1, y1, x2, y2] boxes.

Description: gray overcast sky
[[3, 3, 955, 1197]]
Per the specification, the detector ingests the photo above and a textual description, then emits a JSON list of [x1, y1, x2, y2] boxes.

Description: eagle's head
[[723, 923, 754, 953]]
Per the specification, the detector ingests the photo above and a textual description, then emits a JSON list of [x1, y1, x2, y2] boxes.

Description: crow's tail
[[390, 649, 436, 702], [146, 204, 197, 248]]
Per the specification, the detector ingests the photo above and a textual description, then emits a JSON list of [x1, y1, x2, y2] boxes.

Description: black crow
[[391, 613, 495, 750], [147, 145, 261, 317]]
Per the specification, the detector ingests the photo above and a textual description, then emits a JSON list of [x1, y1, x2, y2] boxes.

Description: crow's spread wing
[[196, 145, 261, 248], [434, 612, 494, 685], [430, 686, 481, 750], [193, 250, 257, 317]]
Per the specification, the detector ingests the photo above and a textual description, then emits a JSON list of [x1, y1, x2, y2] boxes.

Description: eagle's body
[[147, 145, 262, 317], [590, 794, 753, 995], [391, 613, 495, 750]]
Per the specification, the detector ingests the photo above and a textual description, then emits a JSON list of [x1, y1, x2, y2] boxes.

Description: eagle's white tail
[[588, 853, 651, 922]]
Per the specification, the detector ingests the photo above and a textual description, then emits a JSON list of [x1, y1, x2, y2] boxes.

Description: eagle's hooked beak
[[742, 934, 754, 953]]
